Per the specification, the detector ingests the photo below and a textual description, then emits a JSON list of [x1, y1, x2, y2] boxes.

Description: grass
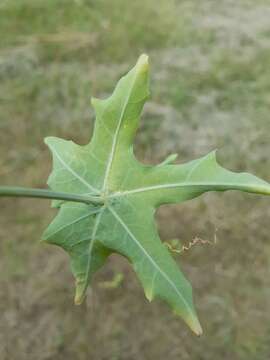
[[0, 0, 270, 359]]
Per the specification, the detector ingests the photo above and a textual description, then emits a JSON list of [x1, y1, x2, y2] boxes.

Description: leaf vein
[[108, 206, 194, 318], [52, 146, 100, 193]]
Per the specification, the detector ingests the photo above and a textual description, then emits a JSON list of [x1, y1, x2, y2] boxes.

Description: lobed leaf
[[43, 54, 270, 335]]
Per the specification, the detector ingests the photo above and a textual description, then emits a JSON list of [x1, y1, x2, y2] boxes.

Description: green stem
[[0, 186, 103, 205]]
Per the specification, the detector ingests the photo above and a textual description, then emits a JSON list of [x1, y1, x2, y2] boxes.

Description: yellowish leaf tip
[[74, 280, 86, 305], [74, 292, 84, 305], [136, 54, 149, 73], [145, 287, 154, 302], [186, 314, 203, 336], [174, 308, 203, 336], [91, 96, 99, 107]]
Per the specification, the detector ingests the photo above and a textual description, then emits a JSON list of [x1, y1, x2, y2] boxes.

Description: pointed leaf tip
[[74, 286, 85, 305], [174, 305, 203, 336], [188, 315, 203, 336], [136, 54, 149, 72]]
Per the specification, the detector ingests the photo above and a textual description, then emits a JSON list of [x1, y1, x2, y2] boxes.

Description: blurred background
[[0, 0, 270, 359]]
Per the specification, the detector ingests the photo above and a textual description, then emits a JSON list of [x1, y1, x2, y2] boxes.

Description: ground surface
[[0, 0, 270, 359]]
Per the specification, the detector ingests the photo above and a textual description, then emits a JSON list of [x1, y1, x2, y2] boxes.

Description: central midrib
[[108, 181, 270, 198], [101, 69, 138, 193]]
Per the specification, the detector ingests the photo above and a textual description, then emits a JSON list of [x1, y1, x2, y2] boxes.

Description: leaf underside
[[42, 54, 270, 335]]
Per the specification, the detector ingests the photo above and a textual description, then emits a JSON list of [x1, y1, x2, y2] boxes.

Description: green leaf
[[42, 54, 270, 335]]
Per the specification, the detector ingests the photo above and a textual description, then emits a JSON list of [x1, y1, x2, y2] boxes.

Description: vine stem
[[0, 186, 103, 205]]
